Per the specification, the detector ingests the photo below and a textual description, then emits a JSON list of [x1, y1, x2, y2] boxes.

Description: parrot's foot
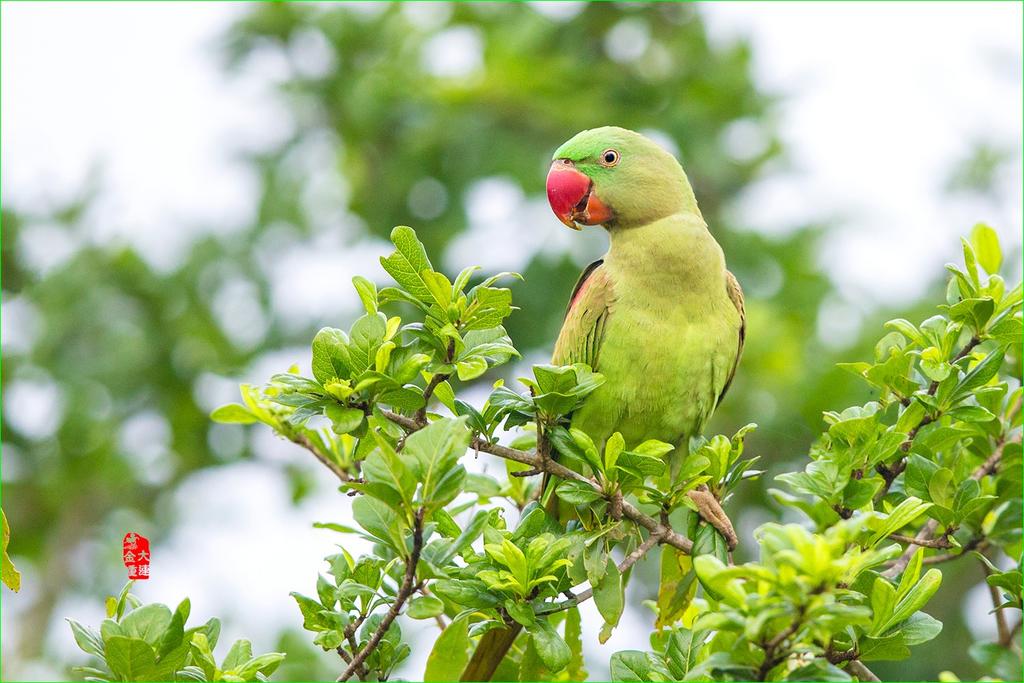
[[687, 486, 738, 551]]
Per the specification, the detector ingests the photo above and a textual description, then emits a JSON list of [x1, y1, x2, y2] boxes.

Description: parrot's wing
[[717, 269, 746, 405], [552, 259, 614, 369]]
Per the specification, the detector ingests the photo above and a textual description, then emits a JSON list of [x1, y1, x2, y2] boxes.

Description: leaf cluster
[[68, 583, 285, 682]]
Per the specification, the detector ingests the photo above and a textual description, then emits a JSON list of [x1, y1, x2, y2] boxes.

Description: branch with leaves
[[199, 224, 1020, 682]]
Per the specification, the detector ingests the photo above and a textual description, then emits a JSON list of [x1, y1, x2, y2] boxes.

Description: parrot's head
[[546, 126, 697, 230]]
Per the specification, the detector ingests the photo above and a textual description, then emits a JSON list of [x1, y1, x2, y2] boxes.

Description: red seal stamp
[[122, 532, 151, 580]]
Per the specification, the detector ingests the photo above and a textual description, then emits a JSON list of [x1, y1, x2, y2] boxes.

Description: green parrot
[[461, 127, 746, 681]]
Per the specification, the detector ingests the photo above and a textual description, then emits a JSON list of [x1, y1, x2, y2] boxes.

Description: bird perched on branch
[[544, 126, 745, 538], [462, 126, 745, 681]]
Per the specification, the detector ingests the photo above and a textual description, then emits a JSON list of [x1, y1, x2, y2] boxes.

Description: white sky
[[2, 2, 1021, 680]]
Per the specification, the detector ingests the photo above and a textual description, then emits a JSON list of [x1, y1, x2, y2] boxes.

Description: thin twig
[[888, 533, 952, 549], [884, 426, 1019, 578], [415, 372, 450, 427], [1002, 618, 1023, 649], [756, 605, 805, 680], [982, 560, 1011, 646], [876, 336, 981, 502], [289, 431, 350, 481], [883, 519, 941, 579], [848, 659, 881, 682], [338, 509, 426, 682], [921, 538, 990, 565], [972, 432, 1021, 481], [414, 339, 455, 426], [536, 530, 663, 616], [381, 409, 694, 554]]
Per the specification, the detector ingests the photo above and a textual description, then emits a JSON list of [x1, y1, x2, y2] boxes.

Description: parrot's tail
[[460, 623, 523, 681]]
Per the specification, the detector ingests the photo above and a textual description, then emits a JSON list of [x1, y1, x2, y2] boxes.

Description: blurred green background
[[2, 2, 1021, 681]]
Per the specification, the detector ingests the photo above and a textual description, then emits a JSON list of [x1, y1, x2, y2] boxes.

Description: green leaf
[[352, 275, 378, 314], [2, 510, 21, 592], [362, 436, 415, 509], [209, 404, 257, 424], [859, 633, 910, 662], [664, 628, 708, 679], [594, 558, 623, 643], [569, 428, 603, 476], [352, 496, 407, 553], [869, 577, 897, 635], [505, 600, 536, 628], [222, 639, 254, 671], [235, 652, 286, 679], [423, 615, 470, 682], [604, 432, 625, 474], [403, 417, 471, 510], [325, 404, 364, 435], [564, 607, 586, 680], [787, 660, 853, 681], [312, 327, 353, 384], [969, 641, 1022, 681], [519, 631, 551, 682], [431, 579, 499, 608], [900, 611, 943, 645], [464, 287, 514, 330], [970, 223, 1002, 274], [953, 351, 1004, 400], [879, 569, 943, 633], [119, 603, 172, 646], [868, 496, 932, 546], [656, 546, 696, 629], [290, 592, 326, 631], [68, 619, 104, 657], [348, 313, 388, 375], [530, 618, 571, 672], [104, 636, 159, 681], [456, 356, 489, 381], [154, 599, 189, 671], [380, 226, 435, 304], [554, 480, 602, 505], [895, 549, 923, 602], [609, 650, 671, 682], [927, 468, 955, 509], [407, 595, 445, 619], [904, 455, 940, 500]]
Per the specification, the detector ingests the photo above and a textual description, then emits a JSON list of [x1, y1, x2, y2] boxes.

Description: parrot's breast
[[569, 214, 742, 449]]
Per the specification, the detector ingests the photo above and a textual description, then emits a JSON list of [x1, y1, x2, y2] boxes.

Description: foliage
[[209, 226, 1021, 681], [68, 583, 285, 682], [3, 4, 1018, 681], [2, 509, 21, 592]]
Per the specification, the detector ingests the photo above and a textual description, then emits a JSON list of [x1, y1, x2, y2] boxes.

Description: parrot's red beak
[[546, 160, 613, 230]]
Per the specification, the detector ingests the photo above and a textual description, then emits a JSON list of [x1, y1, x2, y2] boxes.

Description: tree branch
[[415, 339, 455, 426], [1002, 617, 1022, 649], [875, 336, 982, 502], [883, 425, 1019, 579], [536, 529, 663, 616], [415, 373, 450, 427], [289, 431, 350, 482], [982, 559, 1012, 646], [381, 409, 694, 554], [921, 538, 989, 565], [338, 509, 425, 682], [847, 659, 881, 682], [888, 533, 952, 549], [757, 604, 805, 680]]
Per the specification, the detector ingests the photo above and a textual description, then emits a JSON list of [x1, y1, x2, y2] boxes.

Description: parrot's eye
[[600, 149, 620, 167]]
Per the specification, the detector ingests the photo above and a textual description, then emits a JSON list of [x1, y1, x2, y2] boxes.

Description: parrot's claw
[[687, 486, 738, 551]]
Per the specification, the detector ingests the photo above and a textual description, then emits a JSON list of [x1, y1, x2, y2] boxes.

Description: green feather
[[551, 127, 745, 450]]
